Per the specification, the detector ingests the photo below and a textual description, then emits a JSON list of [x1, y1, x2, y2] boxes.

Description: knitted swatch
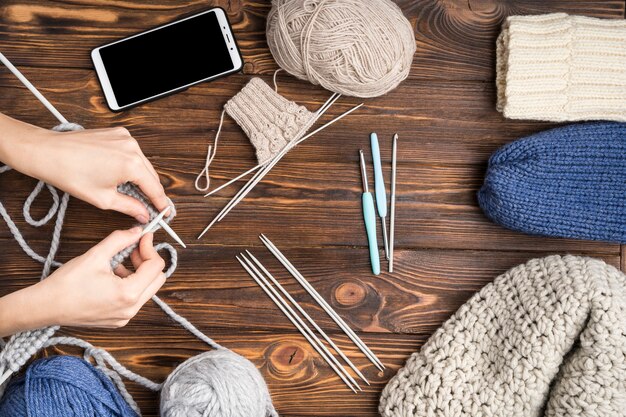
[[478, 122, 626, 243], [224, 78, 317, 164], [380, 255, 626, 417], [496, 13, 626, 122]]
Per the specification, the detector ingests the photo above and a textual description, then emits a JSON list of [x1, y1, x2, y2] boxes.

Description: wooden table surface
[[0, 1, 624, 416]]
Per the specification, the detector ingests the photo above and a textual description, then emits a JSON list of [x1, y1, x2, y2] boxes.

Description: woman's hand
[[0, 228, 166, 336], [0, 114, 169, 222]]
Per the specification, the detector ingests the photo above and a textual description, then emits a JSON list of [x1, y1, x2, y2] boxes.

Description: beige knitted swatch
[[380, 255, 626, 417], [496, 13, 626, 122], [224, 77, 317, 164]]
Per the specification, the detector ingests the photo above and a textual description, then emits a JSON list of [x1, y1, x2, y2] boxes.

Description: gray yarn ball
[[160, 349, 278, 417]]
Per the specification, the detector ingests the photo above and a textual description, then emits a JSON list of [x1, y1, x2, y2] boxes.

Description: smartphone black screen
[[98, 11, 234, 107]]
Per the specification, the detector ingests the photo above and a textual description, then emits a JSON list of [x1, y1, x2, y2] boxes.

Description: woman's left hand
[[5, 120, 169, 223]]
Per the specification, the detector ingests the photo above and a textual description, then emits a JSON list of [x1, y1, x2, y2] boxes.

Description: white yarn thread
[[194, 110, 226, 192]]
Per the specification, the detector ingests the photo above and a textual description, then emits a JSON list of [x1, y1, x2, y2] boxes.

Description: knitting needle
[[389, 134, 398, 273], [0, 52, 68, 125], [245, 250, 370, 385], [259, 234, 385, 371], [242, 252, 362, 391], [370, 133, 389, 260], [158, 220, 186, 248], [236, 254, 359, 393], [197, 100, 362, 239], [141, 206, 172, 236], [359, 150, 380, 275], [202, 93, 340, 198]]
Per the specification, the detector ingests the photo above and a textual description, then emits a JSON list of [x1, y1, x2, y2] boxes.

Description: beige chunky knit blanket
[[380, 255, 626, 417], [496, 13, 626, 122]]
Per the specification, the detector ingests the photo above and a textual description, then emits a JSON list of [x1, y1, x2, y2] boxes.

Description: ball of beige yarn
[[266, 0, 416, 98]]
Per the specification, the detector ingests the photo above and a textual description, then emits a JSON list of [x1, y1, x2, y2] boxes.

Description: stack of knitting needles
[[360, 133, 398, 274], [198, 95, 364, 239], [237, 234, 384, 392]]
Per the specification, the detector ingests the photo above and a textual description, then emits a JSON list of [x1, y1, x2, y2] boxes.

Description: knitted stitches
[[478, 122, 626, 243], [496, 13, 626, 122], [224, 78, 316, 164], [380, 255, 626, 417]]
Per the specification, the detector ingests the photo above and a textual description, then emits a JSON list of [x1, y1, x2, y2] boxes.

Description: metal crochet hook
[[389, 134, 398, 273], [370, 133, 389, 260], [359, 150, 380, 275]]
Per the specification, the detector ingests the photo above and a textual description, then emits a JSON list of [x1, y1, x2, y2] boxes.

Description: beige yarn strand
[[195, 109, 226, 192]]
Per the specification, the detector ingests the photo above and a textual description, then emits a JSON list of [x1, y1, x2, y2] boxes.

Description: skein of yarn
[[266, 0, 416, 98], [0, 356, 138, 417], [160, 349, 278, 417]]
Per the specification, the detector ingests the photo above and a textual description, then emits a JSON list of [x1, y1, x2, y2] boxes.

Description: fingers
[[95, 227, 142, 258], [132, 169, 169, 213], [121, 234, 166, 298], [108, 192, 151, 224], [114, 264, 132, 278]]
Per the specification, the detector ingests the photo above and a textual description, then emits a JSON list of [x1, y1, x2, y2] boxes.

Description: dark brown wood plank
[[0, 156, 619, 253], [44, 327, 426, 417], [0, 0, 623, 80], [0, 240, 619, 336]]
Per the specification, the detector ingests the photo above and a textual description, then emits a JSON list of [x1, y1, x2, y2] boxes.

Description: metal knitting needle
[[202, 93, 340, 198], [198, 100, 362, 239], [141, 207, 171, 236], [237, 254, 359, 393], [389, 134, 398, 273], [370, 133, 389, 260], [158, 220, 186, 248], [246, 250, 370, 385], [243, 252, 362, 391], [259, 234, 385, 371], [0, 52, 68, 124]]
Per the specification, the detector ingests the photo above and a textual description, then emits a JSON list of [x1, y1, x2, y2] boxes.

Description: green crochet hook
[[359, 150, 380, 275]]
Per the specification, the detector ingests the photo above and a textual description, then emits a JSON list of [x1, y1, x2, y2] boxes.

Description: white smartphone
[[91, 7, 243, 111]]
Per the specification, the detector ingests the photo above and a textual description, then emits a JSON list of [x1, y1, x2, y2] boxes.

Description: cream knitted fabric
[[380, 255, 626, 417], [496, 13, 626, 122], [224, 78, 317, 164]]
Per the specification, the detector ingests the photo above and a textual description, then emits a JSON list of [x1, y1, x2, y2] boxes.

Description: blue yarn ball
[[478, 122, 626, 243], [0, 356, 138, 417]]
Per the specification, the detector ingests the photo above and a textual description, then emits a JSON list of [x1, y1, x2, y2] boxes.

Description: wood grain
[[0, 1, 623, 416]]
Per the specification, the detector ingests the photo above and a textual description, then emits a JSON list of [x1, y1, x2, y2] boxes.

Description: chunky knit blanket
[[478, 122, 626, 244], [496, 13, 626, 122], [380, 255, 626, 417]]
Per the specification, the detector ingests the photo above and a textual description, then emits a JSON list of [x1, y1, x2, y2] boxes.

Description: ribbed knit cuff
[[496, 13, 626, 122], [224, 78, 316, 164]]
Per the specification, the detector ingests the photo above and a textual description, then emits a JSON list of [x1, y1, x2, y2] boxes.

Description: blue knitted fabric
[[0, 356, 138, 417], [478, 122, 626, 243]]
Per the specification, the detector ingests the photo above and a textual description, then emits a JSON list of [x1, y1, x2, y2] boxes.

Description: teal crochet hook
[[370, 132, 389, 260], [359, 150, 380, 275]]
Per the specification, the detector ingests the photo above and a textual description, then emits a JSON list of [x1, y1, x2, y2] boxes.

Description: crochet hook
[[370, 133, 389, 260], [260, 234, 385, 371], [389, 134, 397, 273], [237, 254, 359, 393], [359, 150, 380, 275]]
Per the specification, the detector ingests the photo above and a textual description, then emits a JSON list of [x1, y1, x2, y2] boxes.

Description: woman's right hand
[[0, 227, 166, 337]]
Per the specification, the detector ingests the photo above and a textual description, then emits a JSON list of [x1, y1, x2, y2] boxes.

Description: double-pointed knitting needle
[[198, 99, 364, 239], [259, 234, 385, 371], [389, 134, 398, 273], [245, 250, 370, 385], [141, 207, 186, 248], [203, 94, 342, 198], [237, 254, 360, 393]]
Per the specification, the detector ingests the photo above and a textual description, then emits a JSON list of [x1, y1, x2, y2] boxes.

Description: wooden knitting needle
[[198, 100, 363, 239], [237, 254, 360, 393], [245, 250, 370, 385], [389, 134, 397, 273], [259, 234, 385, 371], [202, 93, 340, 198]]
